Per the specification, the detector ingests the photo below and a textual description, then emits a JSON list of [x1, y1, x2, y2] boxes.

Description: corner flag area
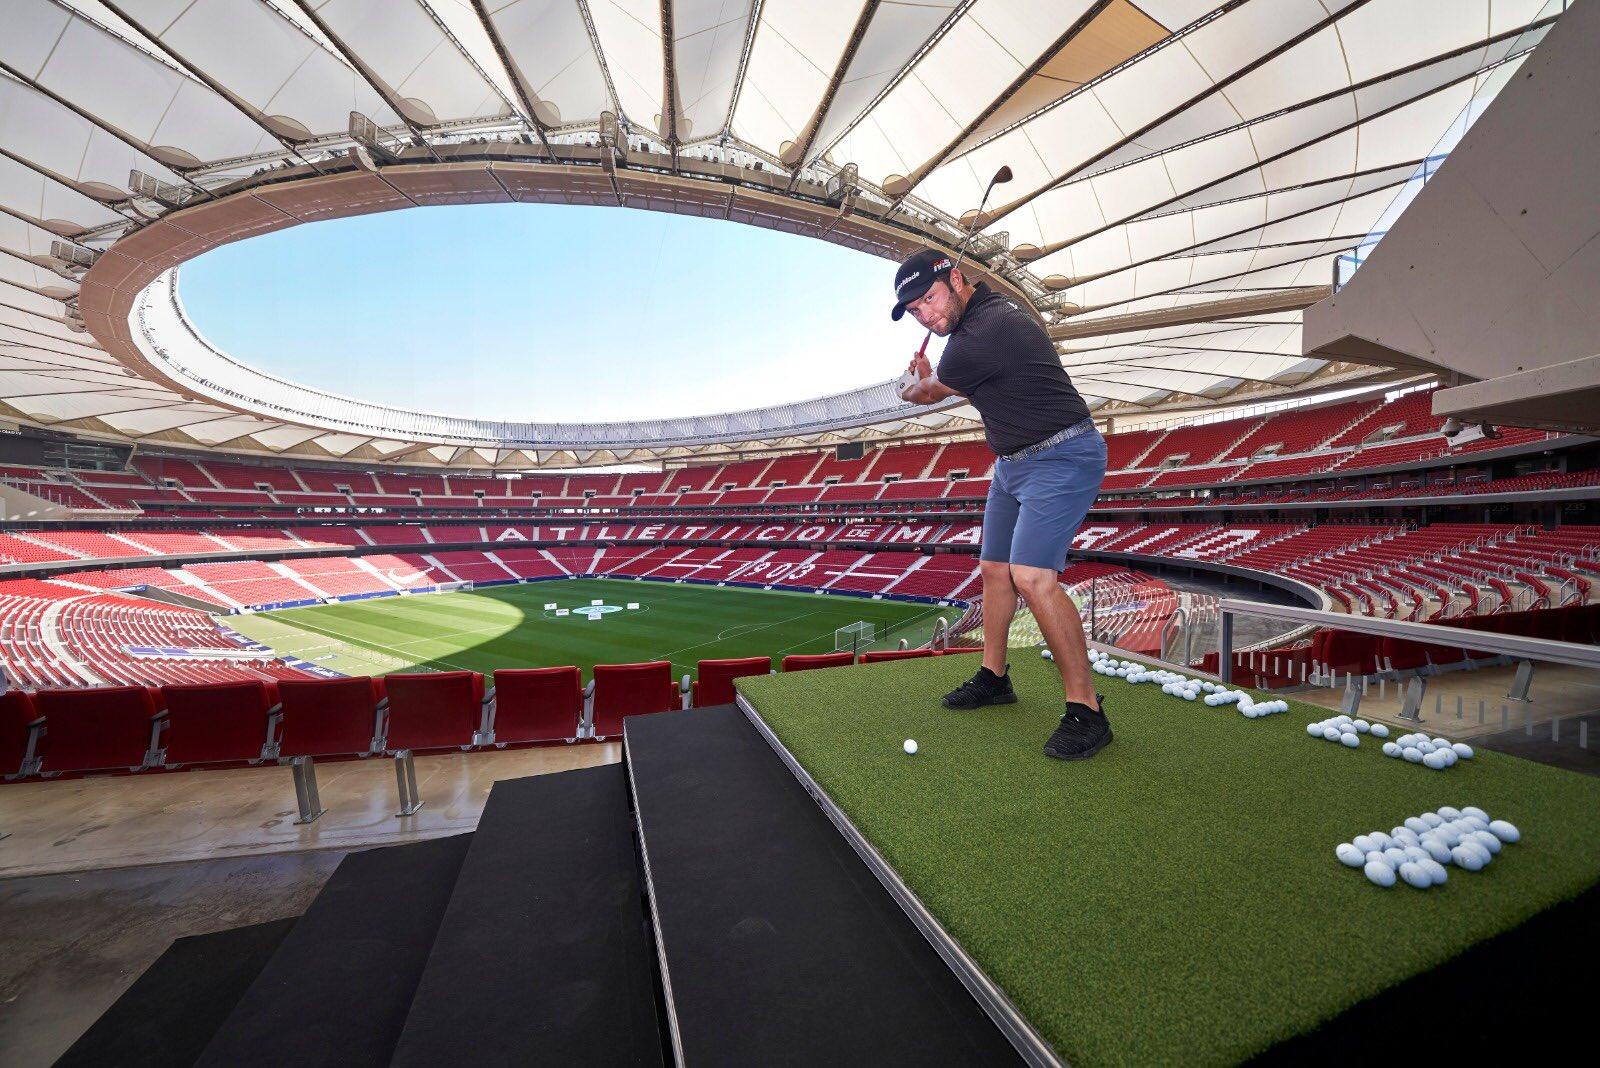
[[737, 652, 1600, 1066]]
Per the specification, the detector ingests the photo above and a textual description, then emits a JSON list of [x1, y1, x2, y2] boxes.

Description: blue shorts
[[981, 429, 1107, 572]]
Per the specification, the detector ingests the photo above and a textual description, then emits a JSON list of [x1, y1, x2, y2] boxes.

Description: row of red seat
[[0, 648, 980, 783]]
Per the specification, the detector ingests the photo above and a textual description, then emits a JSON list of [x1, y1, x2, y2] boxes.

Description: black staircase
[[56, 706, 1025, 1066]]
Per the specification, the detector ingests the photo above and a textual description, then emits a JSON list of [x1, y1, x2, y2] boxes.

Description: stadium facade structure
[[0, 0, 1576, 468]]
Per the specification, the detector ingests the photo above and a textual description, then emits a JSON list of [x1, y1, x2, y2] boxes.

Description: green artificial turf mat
[[229, 579, 959, 680], [736, 652, 1600, 1066]]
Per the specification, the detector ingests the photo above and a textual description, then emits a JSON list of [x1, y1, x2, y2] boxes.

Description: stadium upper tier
[[0, 0, 1567, 464], [1, 384, 1583, 518]]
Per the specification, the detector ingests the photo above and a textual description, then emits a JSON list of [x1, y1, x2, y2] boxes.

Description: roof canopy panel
[[0, 0, 1563, 466]]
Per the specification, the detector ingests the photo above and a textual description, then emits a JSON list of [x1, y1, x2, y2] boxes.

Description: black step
[[625, 705, 1022, 1066], [54, 918, 295, 1068], [391, 766, 664, 1066], [196, 833, 472, 1067]]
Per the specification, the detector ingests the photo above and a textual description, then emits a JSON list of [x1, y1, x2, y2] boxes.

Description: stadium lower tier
[[2, 515, 1596, 690], [1, 549, 982, 689]]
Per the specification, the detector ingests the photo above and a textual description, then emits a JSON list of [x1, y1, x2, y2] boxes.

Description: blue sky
[[181, 203, 936, 422]]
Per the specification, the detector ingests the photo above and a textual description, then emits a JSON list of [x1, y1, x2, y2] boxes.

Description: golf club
[[902, 165, 1013, 395]]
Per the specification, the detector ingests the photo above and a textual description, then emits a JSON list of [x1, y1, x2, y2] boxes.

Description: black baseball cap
[[890, 248, 953, 321]]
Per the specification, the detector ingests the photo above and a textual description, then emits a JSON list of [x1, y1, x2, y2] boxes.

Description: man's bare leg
[[979, 560, 1017, 676], [1009, 564, 1097, 706]]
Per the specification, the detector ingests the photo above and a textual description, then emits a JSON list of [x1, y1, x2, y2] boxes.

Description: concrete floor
[[0, 850, 343, 1067], [1474, 711, 1600, 775], [1285, 661, 1600, 742], [0, 742, 620, 879], [0, 742, 623, 1065]]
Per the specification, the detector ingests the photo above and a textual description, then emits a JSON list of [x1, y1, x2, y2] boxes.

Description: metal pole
[[1090, 578, 1098, 642], [1219, 609, 1234, 684]]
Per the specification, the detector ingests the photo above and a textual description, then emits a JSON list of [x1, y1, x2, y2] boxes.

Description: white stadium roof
[[0, 0, 1566, 469]]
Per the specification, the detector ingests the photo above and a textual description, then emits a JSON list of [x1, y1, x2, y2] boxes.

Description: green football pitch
[[739, 653, 1600, 1066], [228, 578, 962, 680]]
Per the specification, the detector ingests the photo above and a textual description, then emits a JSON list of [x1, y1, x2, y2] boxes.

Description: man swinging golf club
[[893, 247, 1110, 760]]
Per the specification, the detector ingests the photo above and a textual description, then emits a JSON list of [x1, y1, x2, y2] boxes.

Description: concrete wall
[[1303, 2, 1600, 432], [0, 484, 74, 522]]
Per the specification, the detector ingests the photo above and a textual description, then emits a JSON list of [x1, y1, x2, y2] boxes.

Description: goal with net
[[833, 620, 875, 654], [432, 580, 474, 594]]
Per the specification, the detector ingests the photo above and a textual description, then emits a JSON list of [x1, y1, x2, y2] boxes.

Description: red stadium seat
[[781, 652, 855, 672], [489, 667, 583, 744], [1, 691, 42, 777], [691, 656, 771, 707], [158, 680, 280, 766], [384, 671, 486, 752], [858, 649, 935, 664], [271, 677, 387, 824], [275, 677, 386, 759], [590, 661, 676, 739], [32, 686, 162, 774]]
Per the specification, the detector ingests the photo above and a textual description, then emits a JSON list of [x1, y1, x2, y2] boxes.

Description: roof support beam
[[810, 0, 976, 167], [1004, 24, 1556, 257], [285, 0, 442, 162], [575, 0, 626, 122], [985, 0, 1377, 230], [1070, 360, 1290, 387], [0, 146, 136, 219], [1076, 376, 1234, 402], [719, 0, 767, 138], [0, 60, 213, 198], [884, 0, 1111, 205], [1056, 237, 1365, 319], [98, 1, 332, 176], [782, 1, 879, 182], [660, 0, 680, 159], [1049, 288, 1330, 340], [1032, 171, 1419, 290], [464, 0, 557, 159]]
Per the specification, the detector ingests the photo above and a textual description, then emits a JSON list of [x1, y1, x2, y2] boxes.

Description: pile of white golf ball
[[1085, 650, 1286, 717], [1379, 732, 1474, 769], [1305, 714, 1390, 749], [1336, 806, 1520, 888]]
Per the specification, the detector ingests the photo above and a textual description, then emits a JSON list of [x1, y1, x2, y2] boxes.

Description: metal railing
[[1216, 598, 1600, 687]]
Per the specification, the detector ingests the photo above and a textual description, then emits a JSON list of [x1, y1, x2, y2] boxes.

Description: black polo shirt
[[935, 283, 1091, 456]]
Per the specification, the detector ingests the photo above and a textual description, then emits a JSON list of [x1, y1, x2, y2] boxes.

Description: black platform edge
[[196, 833, 473, 1067], [390, 766, 665, 1067], [623, 739, 687, 1067], [627, 705, 1023, 1067], [53, 918, 296, 1068], [734, 694, 1064, 1068]]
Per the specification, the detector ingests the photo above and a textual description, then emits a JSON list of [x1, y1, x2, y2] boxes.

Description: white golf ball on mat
[[903, 739, 918, 755]]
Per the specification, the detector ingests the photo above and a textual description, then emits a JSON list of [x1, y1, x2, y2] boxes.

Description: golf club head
[[992, 165, 1014, 186]]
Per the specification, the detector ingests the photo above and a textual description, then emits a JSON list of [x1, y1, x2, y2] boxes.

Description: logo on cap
[[896, 258, 950, 298]]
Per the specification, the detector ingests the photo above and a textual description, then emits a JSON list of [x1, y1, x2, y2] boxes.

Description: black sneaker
[[1044, 697, 1112, 760], [942, 664, 1017, 709]]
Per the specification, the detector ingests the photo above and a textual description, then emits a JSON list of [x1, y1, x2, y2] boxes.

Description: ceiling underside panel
[[0, 0, 1559, 466]]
